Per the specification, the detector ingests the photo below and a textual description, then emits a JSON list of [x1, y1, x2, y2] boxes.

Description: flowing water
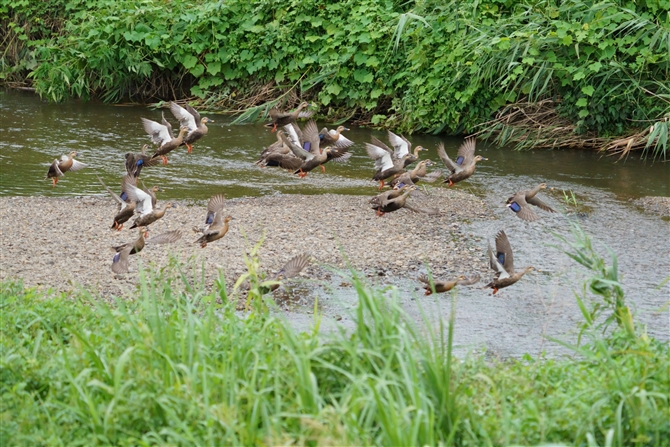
[[1, 89, 668, 356]]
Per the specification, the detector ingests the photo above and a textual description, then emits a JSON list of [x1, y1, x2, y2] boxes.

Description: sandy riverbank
[[0, 189, 493, 299]]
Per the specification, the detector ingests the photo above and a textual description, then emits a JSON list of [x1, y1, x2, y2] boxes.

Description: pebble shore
[[0, 189, 494, 300]]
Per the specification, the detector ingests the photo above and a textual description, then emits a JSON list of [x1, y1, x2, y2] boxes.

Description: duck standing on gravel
[[45, 151, 86, 186], [169, 102, 211, 153], [111, 227, 182, 274], [486, 230, 535, 294], [436, 137, 487, 187], [506, 183, 556, 222], [418, 273, 480, 295], [195, 194, 232, 248]]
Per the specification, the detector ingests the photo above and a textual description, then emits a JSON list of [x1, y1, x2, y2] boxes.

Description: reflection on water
[[1, 89, 668, 200]]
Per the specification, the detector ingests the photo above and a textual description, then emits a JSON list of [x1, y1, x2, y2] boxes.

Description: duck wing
[[366, 140, 394, 172], [141, 118, 173, 146], [185, 104, 202, 128], [169, 102, 197, 132], [494, 230, 515, 275], [146, 230, 182, 245], [161, 112, 173, 135], [457, 274, 481, 286], [97, 175, 130, 209], [526, 195, 556, 213], [111, 247, 132, 274], [280, 131, 314, 161], [507, 192, 540, 222], [205, 194, 226, 225], [326, 147, 353, 163], [274, 253, 311, 280], [436, 142, 460, 173], [387, 130, 411, 158], [123, 175, 153, 215], [46, 159, 63, 178], [456, 137, 477, 166]]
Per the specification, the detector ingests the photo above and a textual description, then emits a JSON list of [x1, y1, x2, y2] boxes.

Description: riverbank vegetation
[[2, 224, 668, 445], [2, 0, 668, 158]]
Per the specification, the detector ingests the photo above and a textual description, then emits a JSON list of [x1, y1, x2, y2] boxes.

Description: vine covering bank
[[2, 0, 669, 157]]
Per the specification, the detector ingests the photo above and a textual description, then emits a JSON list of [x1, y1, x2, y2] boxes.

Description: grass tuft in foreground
[[1, 227, 668, 445]]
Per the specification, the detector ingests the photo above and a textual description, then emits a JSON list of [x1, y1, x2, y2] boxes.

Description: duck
[[125, 144, 161, 176], [265, 101, 312, 132], [388, 159, 442, 189], [169, 102, 212, 153], [111, 227, 182, 274], [258, 253, 311, 295], [418, 274, 480, 295], [195, 194, 232, 247], [319, 125, 353, 149], [436, 137, 487, 186], [98, 175, 136, 231], [366, 135, 426, 190], [122, 175, 174, 228], [280, 120, 351, 177], [506, 183, 556, 221], [369, 184, 417, 216], [140, 180, 161, 208], [256, 126, 304, 170], [45, 151, 86, 186], [141, 116, 189, 165], [486, 230, 535, 294]]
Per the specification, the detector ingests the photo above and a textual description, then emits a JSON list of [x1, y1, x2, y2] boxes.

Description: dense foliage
[[2, 0, 669, 148], [1, 226, 669, 445]]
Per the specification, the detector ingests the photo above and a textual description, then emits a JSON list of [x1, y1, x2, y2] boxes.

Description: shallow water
[[1, 89, 668, 356]]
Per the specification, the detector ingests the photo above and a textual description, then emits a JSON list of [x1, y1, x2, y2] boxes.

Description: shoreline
[[0, 190, 493, 299]]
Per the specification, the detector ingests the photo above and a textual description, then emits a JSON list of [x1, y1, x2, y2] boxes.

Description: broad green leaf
[[581, 85, 595, 96], [181, 55, 198, 69]]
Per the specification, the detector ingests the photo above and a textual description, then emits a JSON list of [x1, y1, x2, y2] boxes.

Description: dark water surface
[[1, 89, 668, 356]]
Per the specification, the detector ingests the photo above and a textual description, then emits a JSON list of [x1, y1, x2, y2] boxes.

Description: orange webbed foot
[[424, 290, 432, 296], [320, 165, 326, 173], [186, 144, 193, 154], [161, 156, 168, 165], [492, 287, 499, 295], [271, 124, 277, 132], [448, 179, 454, 187]]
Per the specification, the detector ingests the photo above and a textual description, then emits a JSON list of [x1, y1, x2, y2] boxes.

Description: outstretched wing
[[67, 159, 87, 172], [274, 254, 311, 280], [436, 142, 460, 173], [123, 175, 153, 215], [280, 131, 314, 161], [169, 102, 197, 131], [507, 192, 539, 222], [141, 118, 173, 146], [387, 131, 410, 158], [494, 230, 515, 275], [146, 230, 182, 245], [457, 274, 480, 286], [205, 194, 226, 225], [366, 141, 393, 172], [526, 195, 556, 213], [111, 247, 132, 274], [456, 137, 476, 166]]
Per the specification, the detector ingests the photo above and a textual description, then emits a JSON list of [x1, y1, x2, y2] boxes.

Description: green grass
[[1, 230, 668, 445]]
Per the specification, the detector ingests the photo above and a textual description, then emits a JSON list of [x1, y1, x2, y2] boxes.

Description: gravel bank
[[634, 196, 670, 217], [0, 189, 493, 299]]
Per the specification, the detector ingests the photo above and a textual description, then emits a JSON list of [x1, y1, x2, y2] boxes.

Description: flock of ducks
[[44, 102, 557, 295]]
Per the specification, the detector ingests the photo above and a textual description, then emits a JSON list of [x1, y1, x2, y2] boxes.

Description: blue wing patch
[[303, 141, 312, 152], [497, 252, 505, 266], [456, 156, 465, 165], [509, 201, 521, 213]]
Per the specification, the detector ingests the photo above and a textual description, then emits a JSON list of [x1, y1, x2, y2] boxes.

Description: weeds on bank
[[1, 225, 668, 445]]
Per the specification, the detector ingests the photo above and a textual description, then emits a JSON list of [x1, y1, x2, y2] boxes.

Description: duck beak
[[482, 157, 489, 160], [344, 127, 350, 131]]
